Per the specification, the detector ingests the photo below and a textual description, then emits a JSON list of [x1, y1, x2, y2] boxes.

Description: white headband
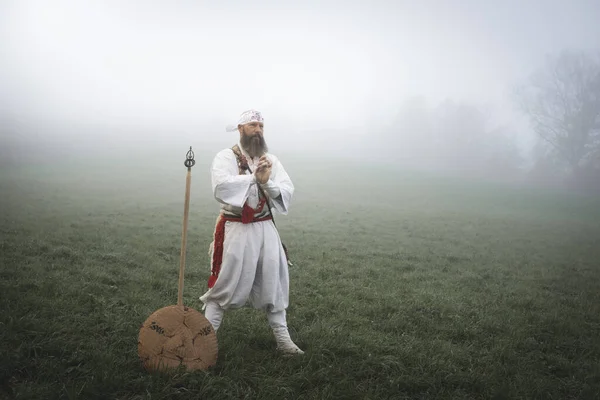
[[225, 109, 264, 132]]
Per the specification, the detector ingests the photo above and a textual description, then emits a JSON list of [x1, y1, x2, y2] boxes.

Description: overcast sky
[[1, 0, 599, 147]]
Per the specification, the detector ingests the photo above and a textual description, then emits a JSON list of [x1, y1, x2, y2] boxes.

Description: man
[[199, 109, 304, 355]]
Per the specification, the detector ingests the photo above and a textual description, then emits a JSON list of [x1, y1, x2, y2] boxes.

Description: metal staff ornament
[[138, 147, 218, 372]]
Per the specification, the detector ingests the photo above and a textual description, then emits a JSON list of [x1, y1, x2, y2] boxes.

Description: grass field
[[1, 147, 600, 399]]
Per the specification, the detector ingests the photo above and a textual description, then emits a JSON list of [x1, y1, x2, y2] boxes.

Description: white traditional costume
[[200, 110, 303, 355]]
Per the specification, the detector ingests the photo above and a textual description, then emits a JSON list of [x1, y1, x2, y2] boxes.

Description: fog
[[1, 0, 599, 188]]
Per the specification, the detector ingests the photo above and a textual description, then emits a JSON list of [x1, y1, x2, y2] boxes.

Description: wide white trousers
[[199, 219, 290, 313]]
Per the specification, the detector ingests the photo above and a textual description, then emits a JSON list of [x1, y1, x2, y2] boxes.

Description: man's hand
[[255, 155, 272, 184]]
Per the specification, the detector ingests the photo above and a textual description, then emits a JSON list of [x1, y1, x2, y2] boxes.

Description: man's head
[[235, 110, 268, 158]]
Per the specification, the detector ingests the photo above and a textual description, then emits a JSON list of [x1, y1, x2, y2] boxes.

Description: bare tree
[[515, 49, 600, 172]]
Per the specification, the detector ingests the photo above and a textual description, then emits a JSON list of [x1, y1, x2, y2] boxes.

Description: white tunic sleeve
[[261, 154, 294, 215], [211, 149, 256, 208]]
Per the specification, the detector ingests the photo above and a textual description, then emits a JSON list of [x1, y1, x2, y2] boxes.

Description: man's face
[[241, 121, 263, 137], [239, 122, 268, 158]]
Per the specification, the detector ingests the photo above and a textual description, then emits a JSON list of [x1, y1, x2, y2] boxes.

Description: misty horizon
[[1, 1, 600, 183]]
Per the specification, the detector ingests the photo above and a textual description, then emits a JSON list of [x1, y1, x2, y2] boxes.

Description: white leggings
[[204, 301, 287, 332]]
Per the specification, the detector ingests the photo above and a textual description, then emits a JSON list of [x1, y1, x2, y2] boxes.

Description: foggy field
[[2, 0, 600, 398], [1, 152, 600, 399]]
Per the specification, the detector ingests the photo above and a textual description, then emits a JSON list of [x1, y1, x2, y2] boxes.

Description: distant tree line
[[379, 48, 600, 193], [379, 96, 524, 181]]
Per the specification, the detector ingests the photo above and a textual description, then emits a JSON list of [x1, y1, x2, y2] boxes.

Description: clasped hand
[[254, 155, 272, 184]]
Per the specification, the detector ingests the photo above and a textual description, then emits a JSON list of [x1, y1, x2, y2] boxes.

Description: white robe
[[199, 143, 294, 312]]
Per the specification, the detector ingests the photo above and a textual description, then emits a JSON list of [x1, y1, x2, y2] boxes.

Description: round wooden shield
[[138, 305, 218, 372]]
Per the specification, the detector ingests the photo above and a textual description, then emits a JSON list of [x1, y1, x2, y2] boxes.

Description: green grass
[[1, 151, 600, 399]]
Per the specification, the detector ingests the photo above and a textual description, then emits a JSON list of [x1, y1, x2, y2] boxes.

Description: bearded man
[[199, 109, 304, 355]]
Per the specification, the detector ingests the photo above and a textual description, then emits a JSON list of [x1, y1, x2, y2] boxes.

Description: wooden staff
[[178, 146, 195, 307]]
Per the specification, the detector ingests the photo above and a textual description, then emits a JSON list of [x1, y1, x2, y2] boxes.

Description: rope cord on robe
[[230, 145, 293, 266]]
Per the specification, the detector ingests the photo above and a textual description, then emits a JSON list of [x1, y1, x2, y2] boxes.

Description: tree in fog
[[431, 100, 490, 170], [426, 99, 523, 178], [379, 97, 523, 178], [515, 49, 600, 177], [391, 96, 434, 163]]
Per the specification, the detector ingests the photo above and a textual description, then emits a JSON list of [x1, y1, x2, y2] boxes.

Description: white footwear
[[267, 310, 304, 355], [204, 301, 224, 332], [272, 327, 304, 355]]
